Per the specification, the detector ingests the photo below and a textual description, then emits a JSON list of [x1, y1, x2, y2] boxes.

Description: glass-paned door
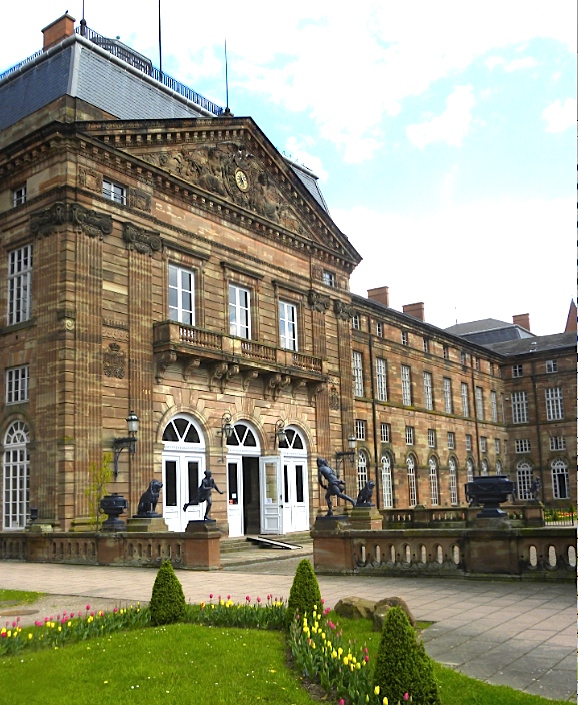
[[281, 459, 309, 533], [260, 456, 281, 534]]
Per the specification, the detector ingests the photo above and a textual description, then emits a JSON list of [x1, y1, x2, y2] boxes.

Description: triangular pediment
[[77, 118, 361, 267]]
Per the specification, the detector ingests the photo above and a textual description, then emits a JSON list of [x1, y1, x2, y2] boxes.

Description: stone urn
[[99, 493, 128, 531], [465, 475, 515, 518]]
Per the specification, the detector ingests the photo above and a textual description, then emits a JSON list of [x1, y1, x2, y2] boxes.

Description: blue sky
[[1, 1, 575, 334]]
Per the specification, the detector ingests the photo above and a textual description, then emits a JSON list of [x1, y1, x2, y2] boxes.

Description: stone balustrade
[[0, 522, 221, 570], [312, 511, 575, 581]]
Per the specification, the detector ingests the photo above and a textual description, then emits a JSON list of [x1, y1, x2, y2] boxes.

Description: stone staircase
[[220, 531, 313, 565]]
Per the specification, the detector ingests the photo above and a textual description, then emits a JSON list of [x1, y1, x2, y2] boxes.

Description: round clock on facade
[[235, 168, 249, 192]]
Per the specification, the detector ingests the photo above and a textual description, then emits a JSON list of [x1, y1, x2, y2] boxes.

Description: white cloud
[[485, 56, 505, 70], [406, 86, 475, 149], [284, 136, 328, 181], [334, 196, 575, 336], [504, 56, 538, 71], [542, 98, 576, 132]]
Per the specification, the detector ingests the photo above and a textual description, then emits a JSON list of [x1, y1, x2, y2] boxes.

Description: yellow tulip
[[374, 686, 380, 695]]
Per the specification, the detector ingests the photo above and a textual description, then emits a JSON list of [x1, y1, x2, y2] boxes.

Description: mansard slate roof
[[483, 331, 575, 356], [445, 318, 535, 345]]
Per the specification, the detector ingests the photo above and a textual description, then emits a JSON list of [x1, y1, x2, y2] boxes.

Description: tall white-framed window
[[376, 321, 383, 337], [495, 460, 503, 475], [380, 423, 391, 443], [546, 359, 557, 373], [352, 351, 364, 397], [474, 356, 480, 371], [102, 178, 126, 205], [512, 364, 523, 378], [357, 450, 368, 493], [168, 264, 194, 325], [6, 365, 29, 404], [475, 387, 484, 420], [12, 184, 27, 207], [448, 457, 458, 505], [443, 377, 452, 414], [551, 460, 569, 499], [427, 429, 436, 448], [511, 391, 528, 424], [8, 245, 32, 326], [490, 391, 498, 422], [480, 437, 487, 453], [407, 455, 418, 507], [375, 358, 388, 401], [423, 338, 429, 353], [429, 456, 439, 506], [405, 426, 414, 445], [381, 453, 393, 508], [461, 383, 469, 417], [494, 438, 501, 454], [480, 459, 489, 475], [516, 462, 533, 501], [351, 313, 360, 330], [3, 421, 30, 529], [466, 458, 474, 483], [515, 438, 531, 454], [423, 372, 433, 410], [545, 387, 563, 421], [460, 351, 467, 366], [549, 436, 566, 451], [447, 432, 455, 449], [355, 419, 367, 441], [465, 434, 472, 452], [229, 284, 251, 339], [401, 330, 408, 346], [401, 365, 412, 405], [443, 345, 449, 360], [279, 300, 298, 351]]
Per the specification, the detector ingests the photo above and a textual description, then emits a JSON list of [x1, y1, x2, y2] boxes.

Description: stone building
[[0, 15, 574, 534]]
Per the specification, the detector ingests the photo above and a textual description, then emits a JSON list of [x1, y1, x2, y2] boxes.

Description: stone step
[[220, 531, 312, 554]]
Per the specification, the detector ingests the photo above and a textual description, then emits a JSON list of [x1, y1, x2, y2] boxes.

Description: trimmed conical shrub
[[149, 559, 186, 626], [373, 606, 440, 705], [286, 558, 322, 627]]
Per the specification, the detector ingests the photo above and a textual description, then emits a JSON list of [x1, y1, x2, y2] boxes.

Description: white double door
[[162, 453, 204, 532], [258, 455, 309, 535]]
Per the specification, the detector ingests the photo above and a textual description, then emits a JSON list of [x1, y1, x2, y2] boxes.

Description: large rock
[[334, 596, 376, 620], [373, 596, 415, 631]]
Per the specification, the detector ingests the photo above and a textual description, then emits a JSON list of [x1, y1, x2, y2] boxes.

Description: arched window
[[495, 459, 503, 475], [278, 427, 305, 450], [407, 455, 418, 507], [516, 461, 533, 500], [3, 421, 30, 530], [381, 453, 393, 508], [162, 417, 201, 444], [551, 459, 569, 499], [466, 458, 474, 483], [357, 450, 368, 493], [448, 457, 458, 505], [227, 423, 258, 448], [429, 456, 439, 506], [481, 459, 489, 475]]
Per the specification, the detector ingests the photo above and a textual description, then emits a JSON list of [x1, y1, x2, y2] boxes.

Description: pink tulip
[[245, 595, 251, 602], [86, 605, 90, 611], [209, 594, 213, 599], [257, 597, 261, 603], [404, 694, 409, 701]]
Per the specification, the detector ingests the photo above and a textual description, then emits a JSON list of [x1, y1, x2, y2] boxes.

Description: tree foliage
[[83, 452, 113, 530], [286, 559, 322, 627], [149, 560, 187, 626]]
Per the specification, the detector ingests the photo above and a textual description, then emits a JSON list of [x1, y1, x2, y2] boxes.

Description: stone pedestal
[[126, 517, 168, 532], [183, 520, 222, 570], [349, 506, 383, 530], [311, 515, 353, 573], [524, 503, 545, 527]]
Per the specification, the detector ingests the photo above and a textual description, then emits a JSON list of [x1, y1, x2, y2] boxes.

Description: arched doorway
[[161, 415, 205, 532], [226, 421, 261, 537], [3, 421, 30, 530], [278, 426, 309, 534]]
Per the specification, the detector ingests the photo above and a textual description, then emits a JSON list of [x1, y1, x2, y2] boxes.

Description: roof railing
[[0, 25, 224, 117], [76, 25, 224, 116]]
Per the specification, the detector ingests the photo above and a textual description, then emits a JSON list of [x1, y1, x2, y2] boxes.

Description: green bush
[[149, 560, 186, 626], [286, 559, 322, 627], [373, 606, 440, 705]]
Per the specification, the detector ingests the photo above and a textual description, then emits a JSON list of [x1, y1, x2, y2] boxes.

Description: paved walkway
[[0, 550, 575, 702]]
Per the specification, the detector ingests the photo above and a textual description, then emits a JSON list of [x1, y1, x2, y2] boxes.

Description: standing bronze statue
[[317, 457, 356, 516], [183, 469, 224, 521]]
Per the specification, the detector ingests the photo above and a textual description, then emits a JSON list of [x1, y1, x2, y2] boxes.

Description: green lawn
[[0, 589, 45, 605], [0, 607, 570, 705]]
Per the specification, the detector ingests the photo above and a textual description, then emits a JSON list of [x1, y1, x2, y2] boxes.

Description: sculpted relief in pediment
[[136, 142, 307, 236]]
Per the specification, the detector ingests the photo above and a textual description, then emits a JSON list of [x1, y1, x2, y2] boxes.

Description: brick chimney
[[42, 13, 76, 51], [512, 313, 530, 332], [403, 302, 425, 321], [367, 286, 389, 307]]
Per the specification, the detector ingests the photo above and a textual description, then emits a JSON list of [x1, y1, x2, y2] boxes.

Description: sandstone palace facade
[[0, 15, 574, 535]]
